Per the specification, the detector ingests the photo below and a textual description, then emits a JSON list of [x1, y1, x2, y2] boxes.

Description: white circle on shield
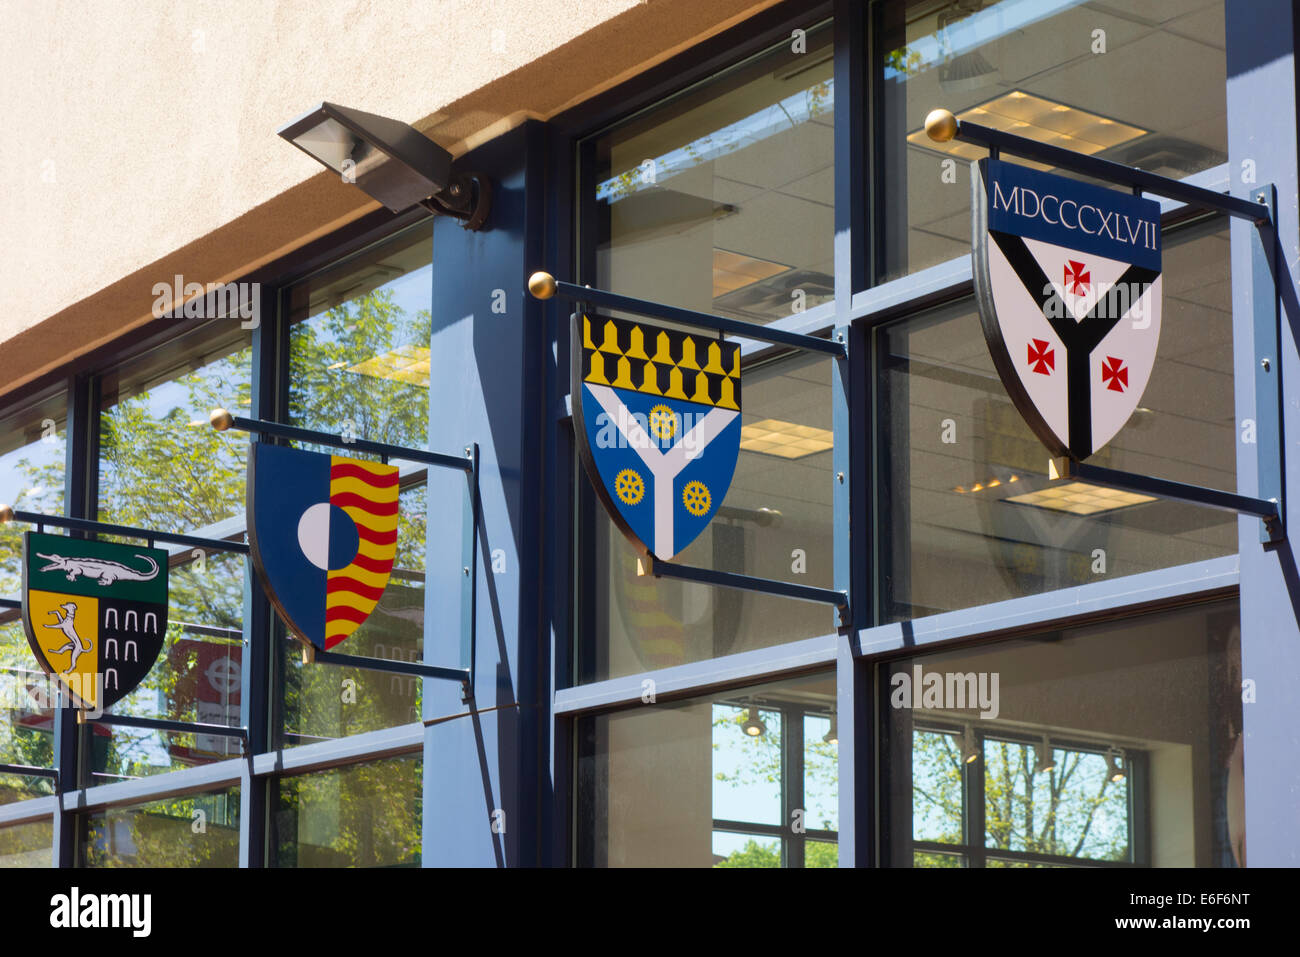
[[297, 502, 332, 570]]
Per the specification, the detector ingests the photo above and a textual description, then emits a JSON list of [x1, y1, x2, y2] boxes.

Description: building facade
[[1, 0, 1298, 867]]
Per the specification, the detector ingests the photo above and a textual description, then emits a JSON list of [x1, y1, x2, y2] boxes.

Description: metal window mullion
[[50, 372, 96, 867], [785, 706, 805, 868], [855, 555, 1240, 659], [238, 280, 279, 868], [967, 727, 986, 868]]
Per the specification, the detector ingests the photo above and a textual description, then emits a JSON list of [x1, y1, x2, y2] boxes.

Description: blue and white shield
[[573, 313, 741, 561]]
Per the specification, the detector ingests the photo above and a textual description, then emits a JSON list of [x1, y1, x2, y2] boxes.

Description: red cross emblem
[[1101, 355, 1128, 392], [1027, 338, 1054, 375], [1064, 260, 1090, 297]]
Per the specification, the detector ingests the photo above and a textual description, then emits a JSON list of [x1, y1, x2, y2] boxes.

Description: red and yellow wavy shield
[[325, 457, 400, 649]]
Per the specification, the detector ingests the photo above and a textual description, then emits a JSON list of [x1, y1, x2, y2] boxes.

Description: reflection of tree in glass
[[83, 790, 240, 867], [715, 837, 780, 868], [92, 351, 251, 779], [710, 705, 839, 867], [911, 732, 1129, 863], [2, 436, 65, 789], [984, 740, 1127, 861], [276, 758, 421, 867], [289, 289, 432, 450], [99, 352, 251, 538], [283, 290, 431, 743]]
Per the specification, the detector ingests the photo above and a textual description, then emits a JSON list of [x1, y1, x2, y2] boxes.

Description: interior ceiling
[[901, 0, 1227, 256]]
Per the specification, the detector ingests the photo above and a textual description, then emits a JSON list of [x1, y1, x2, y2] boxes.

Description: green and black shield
[[21, 531, 169, 710]]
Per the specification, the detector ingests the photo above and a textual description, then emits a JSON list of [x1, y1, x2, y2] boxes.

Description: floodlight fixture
[[278, 102, 490, 229]]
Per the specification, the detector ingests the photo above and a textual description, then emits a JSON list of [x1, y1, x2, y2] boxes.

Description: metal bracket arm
[[641, 556, 851, 629], [301, 644, 473, 701], [526, 271, 847, 358], [0, 508, 248, 554], [77, 712, 250, 743], [1050, 457, 1282, 542], [925, 109, 1267, 223]]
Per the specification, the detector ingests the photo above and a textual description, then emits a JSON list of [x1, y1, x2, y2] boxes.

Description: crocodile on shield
[[36, 552, 160, 585]]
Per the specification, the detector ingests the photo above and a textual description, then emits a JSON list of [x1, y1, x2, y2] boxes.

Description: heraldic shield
[[574, 313, 742, 561], [248, 444, 400, 650], [22, 531, 169, 711], [973, 158, 1163, 460]]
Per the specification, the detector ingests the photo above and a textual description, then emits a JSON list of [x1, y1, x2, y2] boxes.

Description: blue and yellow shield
[[573, 313, 741, 561], [247, 444, 400, 650]]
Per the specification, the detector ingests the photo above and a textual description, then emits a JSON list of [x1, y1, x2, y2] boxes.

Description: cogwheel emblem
[[616, 469, 645, 505], [649, 404, 678, 441], [681, 480, 711, 516]]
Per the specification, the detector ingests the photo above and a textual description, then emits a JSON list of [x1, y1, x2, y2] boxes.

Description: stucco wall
[[0, 0, 776, 397]]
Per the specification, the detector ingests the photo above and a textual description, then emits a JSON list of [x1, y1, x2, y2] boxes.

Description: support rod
[[1051, 457, 1281, 539], [303, 644, 472, 692], [0, 764, 59, 781], [643, 556, 850, 626], [210, 410, 474, 473], [923, 109, 1266, 222], [79, 712, 250, 740], [0, 507, 248, 554], [527, 272, 847, 357]]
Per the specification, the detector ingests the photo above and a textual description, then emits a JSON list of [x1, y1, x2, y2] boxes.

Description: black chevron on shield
[[989, 229, 1160, 459]]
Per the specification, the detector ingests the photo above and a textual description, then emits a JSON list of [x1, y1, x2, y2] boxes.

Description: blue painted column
[[1226, 0, 1300, 867], [421, 122, 547, 866]]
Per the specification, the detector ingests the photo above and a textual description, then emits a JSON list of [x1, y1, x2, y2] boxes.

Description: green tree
[[715, 838, 780, 868], [912, 731, 1129, 865]]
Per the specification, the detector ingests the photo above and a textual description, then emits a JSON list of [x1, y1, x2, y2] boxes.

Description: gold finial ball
[[210, 408, 234, 432], [528, 271, 557, 300], [924, 108, 958, 143], [0, 504, 12, 524]]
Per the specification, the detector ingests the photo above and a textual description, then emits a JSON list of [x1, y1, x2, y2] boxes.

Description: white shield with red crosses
[[972, 158, 1163, 460]]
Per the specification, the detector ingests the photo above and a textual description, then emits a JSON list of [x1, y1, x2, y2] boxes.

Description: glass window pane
[[880, 0, 1226, 281], [0, 818, 52, 867], [983, 737, 1128, 861], [804, 711, 838, 831], [92, 331, 252, 777], [82, 787, 240, 867], [885, 599, 1243, 867], [914, 849, 965, 868], [87, 551, 247, 782], [287, 222, 432, 448], [713, 702, 783, 826], [877, 217, 1233, 621], [0, 397, 65, 779], [585, 21, 833, 324], [99, 335, 251, 536], [581, 352, 833, 682], [281, 224, 433, 745], [712, 831, 781, 867], [911, 730, 965, 844], [577, 671, 835, 867], [806, 839, 838, 868], [273, 755, 422, 867]]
